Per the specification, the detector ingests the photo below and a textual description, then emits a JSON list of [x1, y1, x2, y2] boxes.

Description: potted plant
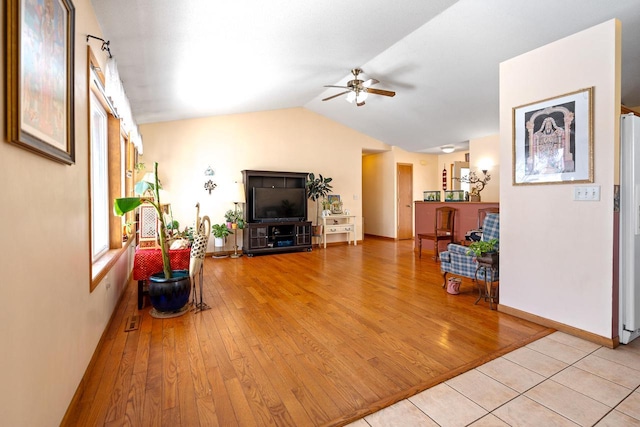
[[466, 238, 499, 264], [224, 210, 234, 228], [212, 223, 233, 247], [306, 173, 333, 234], [224, 209, 244, 229], [114, 162, 191, 313]]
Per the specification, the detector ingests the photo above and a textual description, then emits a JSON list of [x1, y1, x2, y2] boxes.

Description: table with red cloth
[[133, 246, 191, 309]]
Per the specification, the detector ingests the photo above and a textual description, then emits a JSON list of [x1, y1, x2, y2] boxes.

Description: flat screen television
[[252, 187, 307, 222]]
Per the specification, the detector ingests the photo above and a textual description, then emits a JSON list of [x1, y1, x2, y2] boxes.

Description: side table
[[474, 255, 499, 309], [133, 247, 191, 309]]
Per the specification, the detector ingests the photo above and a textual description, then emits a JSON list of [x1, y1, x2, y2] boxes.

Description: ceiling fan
[[322, 68, 396, 106]]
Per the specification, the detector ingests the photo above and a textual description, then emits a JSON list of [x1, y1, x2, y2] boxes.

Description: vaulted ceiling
[[91, 0, 640, 153]]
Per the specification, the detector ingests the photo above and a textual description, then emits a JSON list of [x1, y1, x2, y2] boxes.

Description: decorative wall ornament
[[454, 171, 491, 201], [204, 166, 216, 194]]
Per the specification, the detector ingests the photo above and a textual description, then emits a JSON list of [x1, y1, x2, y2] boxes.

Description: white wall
[[0, 1, 135, 424], [499, 20, 620, 339]]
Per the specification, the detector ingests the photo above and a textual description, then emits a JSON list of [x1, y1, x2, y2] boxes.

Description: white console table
[[321, 215, 356, 249]]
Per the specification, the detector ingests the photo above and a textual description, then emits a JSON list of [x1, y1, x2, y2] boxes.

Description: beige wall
[[0, 4, 622, 423], [139, 108, 390, 248], [362, 147, 446, 238], [469, 134, 500, 202], [499, 20, 620, 339], [0, 1, 135, 425]]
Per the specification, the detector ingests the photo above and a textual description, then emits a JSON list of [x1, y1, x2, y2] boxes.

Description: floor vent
[[124, 315, 140, 332]]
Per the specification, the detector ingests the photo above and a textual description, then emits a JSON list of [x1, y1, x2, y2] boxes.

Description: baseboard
[[499, 304, 618, 348], [60, 279, 131, 425], [363, 233, 396, 241]]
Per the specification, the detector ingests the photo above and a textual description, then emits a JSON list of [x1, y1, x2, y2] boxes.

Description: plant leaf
[[113, 197, 143, 216]]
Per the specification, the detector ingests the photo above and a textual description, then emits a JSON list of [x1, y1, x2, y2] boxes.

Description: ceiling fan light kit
[[323, 68, 395, 107]]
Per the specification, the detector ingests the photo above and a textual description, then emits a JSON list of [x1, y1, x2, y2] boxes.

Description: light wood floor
[[63, 237, 552, 426]]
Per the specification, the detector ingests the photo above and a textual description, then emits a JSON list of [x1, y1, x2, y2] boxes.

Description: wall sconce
[[477, 158, 494, 174], [204, 166, 216, 194]]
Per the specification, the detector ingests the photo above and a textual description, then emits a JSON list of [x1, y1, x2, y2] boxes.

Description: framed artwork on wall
[[5, 0, 76, 164], [512, 87, 593, 185]]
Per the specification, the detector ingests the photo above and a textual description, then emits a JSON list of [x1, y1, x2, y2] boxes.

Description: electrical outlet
[[574, 185, 600, 201]]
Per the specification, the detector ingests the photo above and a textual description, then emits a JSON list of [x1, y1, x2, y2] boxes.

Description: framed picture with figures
[[512, 87, 593, 185], [5, 0, 76, 164]]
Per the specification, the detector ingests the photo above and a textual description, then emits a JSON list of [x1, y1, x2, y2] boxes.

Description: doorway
[[397, 163, 413, 240]]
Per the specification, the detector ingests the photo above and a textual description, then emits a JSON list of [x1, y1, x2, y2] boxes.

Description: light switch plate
[[574, 185, 600, 201]]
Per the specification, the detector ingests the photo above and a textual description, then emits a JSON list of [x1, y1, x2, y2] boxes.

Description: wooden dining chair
[[418, 207, 456, 260]]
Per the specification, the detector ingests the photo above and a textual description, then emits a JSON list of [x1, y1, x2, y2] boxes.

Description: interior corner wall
[[0, 1, 134, 424], [499, 20, 620, 338], [362, 152, 392, 237], [469, 134, 500, 202]]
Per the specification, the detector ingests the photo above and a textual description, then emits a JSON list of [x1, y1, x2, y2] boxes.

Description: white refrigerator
[[620, 113, 640, 344]]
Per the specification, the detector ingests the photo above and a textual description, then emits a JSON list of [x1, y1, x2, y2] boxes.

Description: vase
[[148, 269, 191, 313]]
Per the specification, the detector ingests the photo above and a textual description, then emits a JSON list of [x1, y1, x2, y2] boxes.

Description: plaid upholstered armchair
[[440, 213, 500, 286]]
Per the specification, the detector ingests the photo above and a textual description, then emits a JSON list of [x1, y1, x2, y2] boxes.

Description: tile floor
[[348, 331, 640, 426]]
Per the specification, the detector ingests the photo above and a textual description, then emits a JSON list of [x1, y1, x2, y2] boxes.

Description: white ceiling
[[91, 0, 640, 154]]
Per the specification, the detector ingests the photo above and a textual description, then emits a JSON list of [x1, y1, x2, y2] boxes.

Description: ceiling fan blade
[[324, 85, 350, 89], [322, 91, 350, 101], [362, 78, 379, 87], [365, 88, 396, 97]]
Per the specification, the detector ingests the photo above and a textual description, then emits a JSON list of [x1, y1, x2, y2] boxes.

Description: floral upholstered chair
[[440, 213, 499, 286]]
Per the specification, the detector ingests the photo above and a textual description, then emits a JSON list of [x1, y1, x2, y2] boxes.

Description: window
[[90, 90, 109, 261], [88, 48, 133, 291]]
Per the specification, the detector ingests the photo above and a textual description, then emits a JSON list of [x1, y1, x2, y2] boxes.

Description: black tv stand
[[242, 170, 312, 256], [243, 221, 312, 256]]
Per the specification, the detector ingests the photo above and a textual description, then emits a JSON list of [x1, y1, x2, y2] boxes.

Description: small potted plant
[[212, 223, 233, 247], [224, 209, 244, 229], [466, 238, 499, 264]]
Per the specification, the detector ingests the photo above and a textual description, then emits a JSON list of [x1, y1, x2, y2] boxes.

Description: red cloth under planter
[[133, 247, 191, 281]]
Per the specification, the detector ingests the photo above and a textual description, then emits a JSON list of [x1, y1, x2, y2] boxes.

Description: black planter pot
[[148, 269, 191, 312], [477, 252, 499, 265]]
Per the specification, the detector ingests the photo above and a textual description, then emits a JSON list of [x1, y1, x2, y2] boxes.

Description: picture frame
[[423, 190, 441, 202], [328, 194, 342, 214], [512, 87, 593, 185], [6, 0, 76, 164], [327, 195, 341, 204]]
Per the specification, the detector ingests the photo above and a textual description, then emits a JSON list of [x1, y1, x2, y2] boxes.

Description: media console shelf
[[243, 221, 312, 256], [242, 170, 312, 256]]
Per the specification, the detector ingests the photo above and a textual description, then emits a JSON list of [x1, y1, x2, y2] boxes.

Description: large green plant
[[113, 162, 173, 279], [306, 173, 333, 224]]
